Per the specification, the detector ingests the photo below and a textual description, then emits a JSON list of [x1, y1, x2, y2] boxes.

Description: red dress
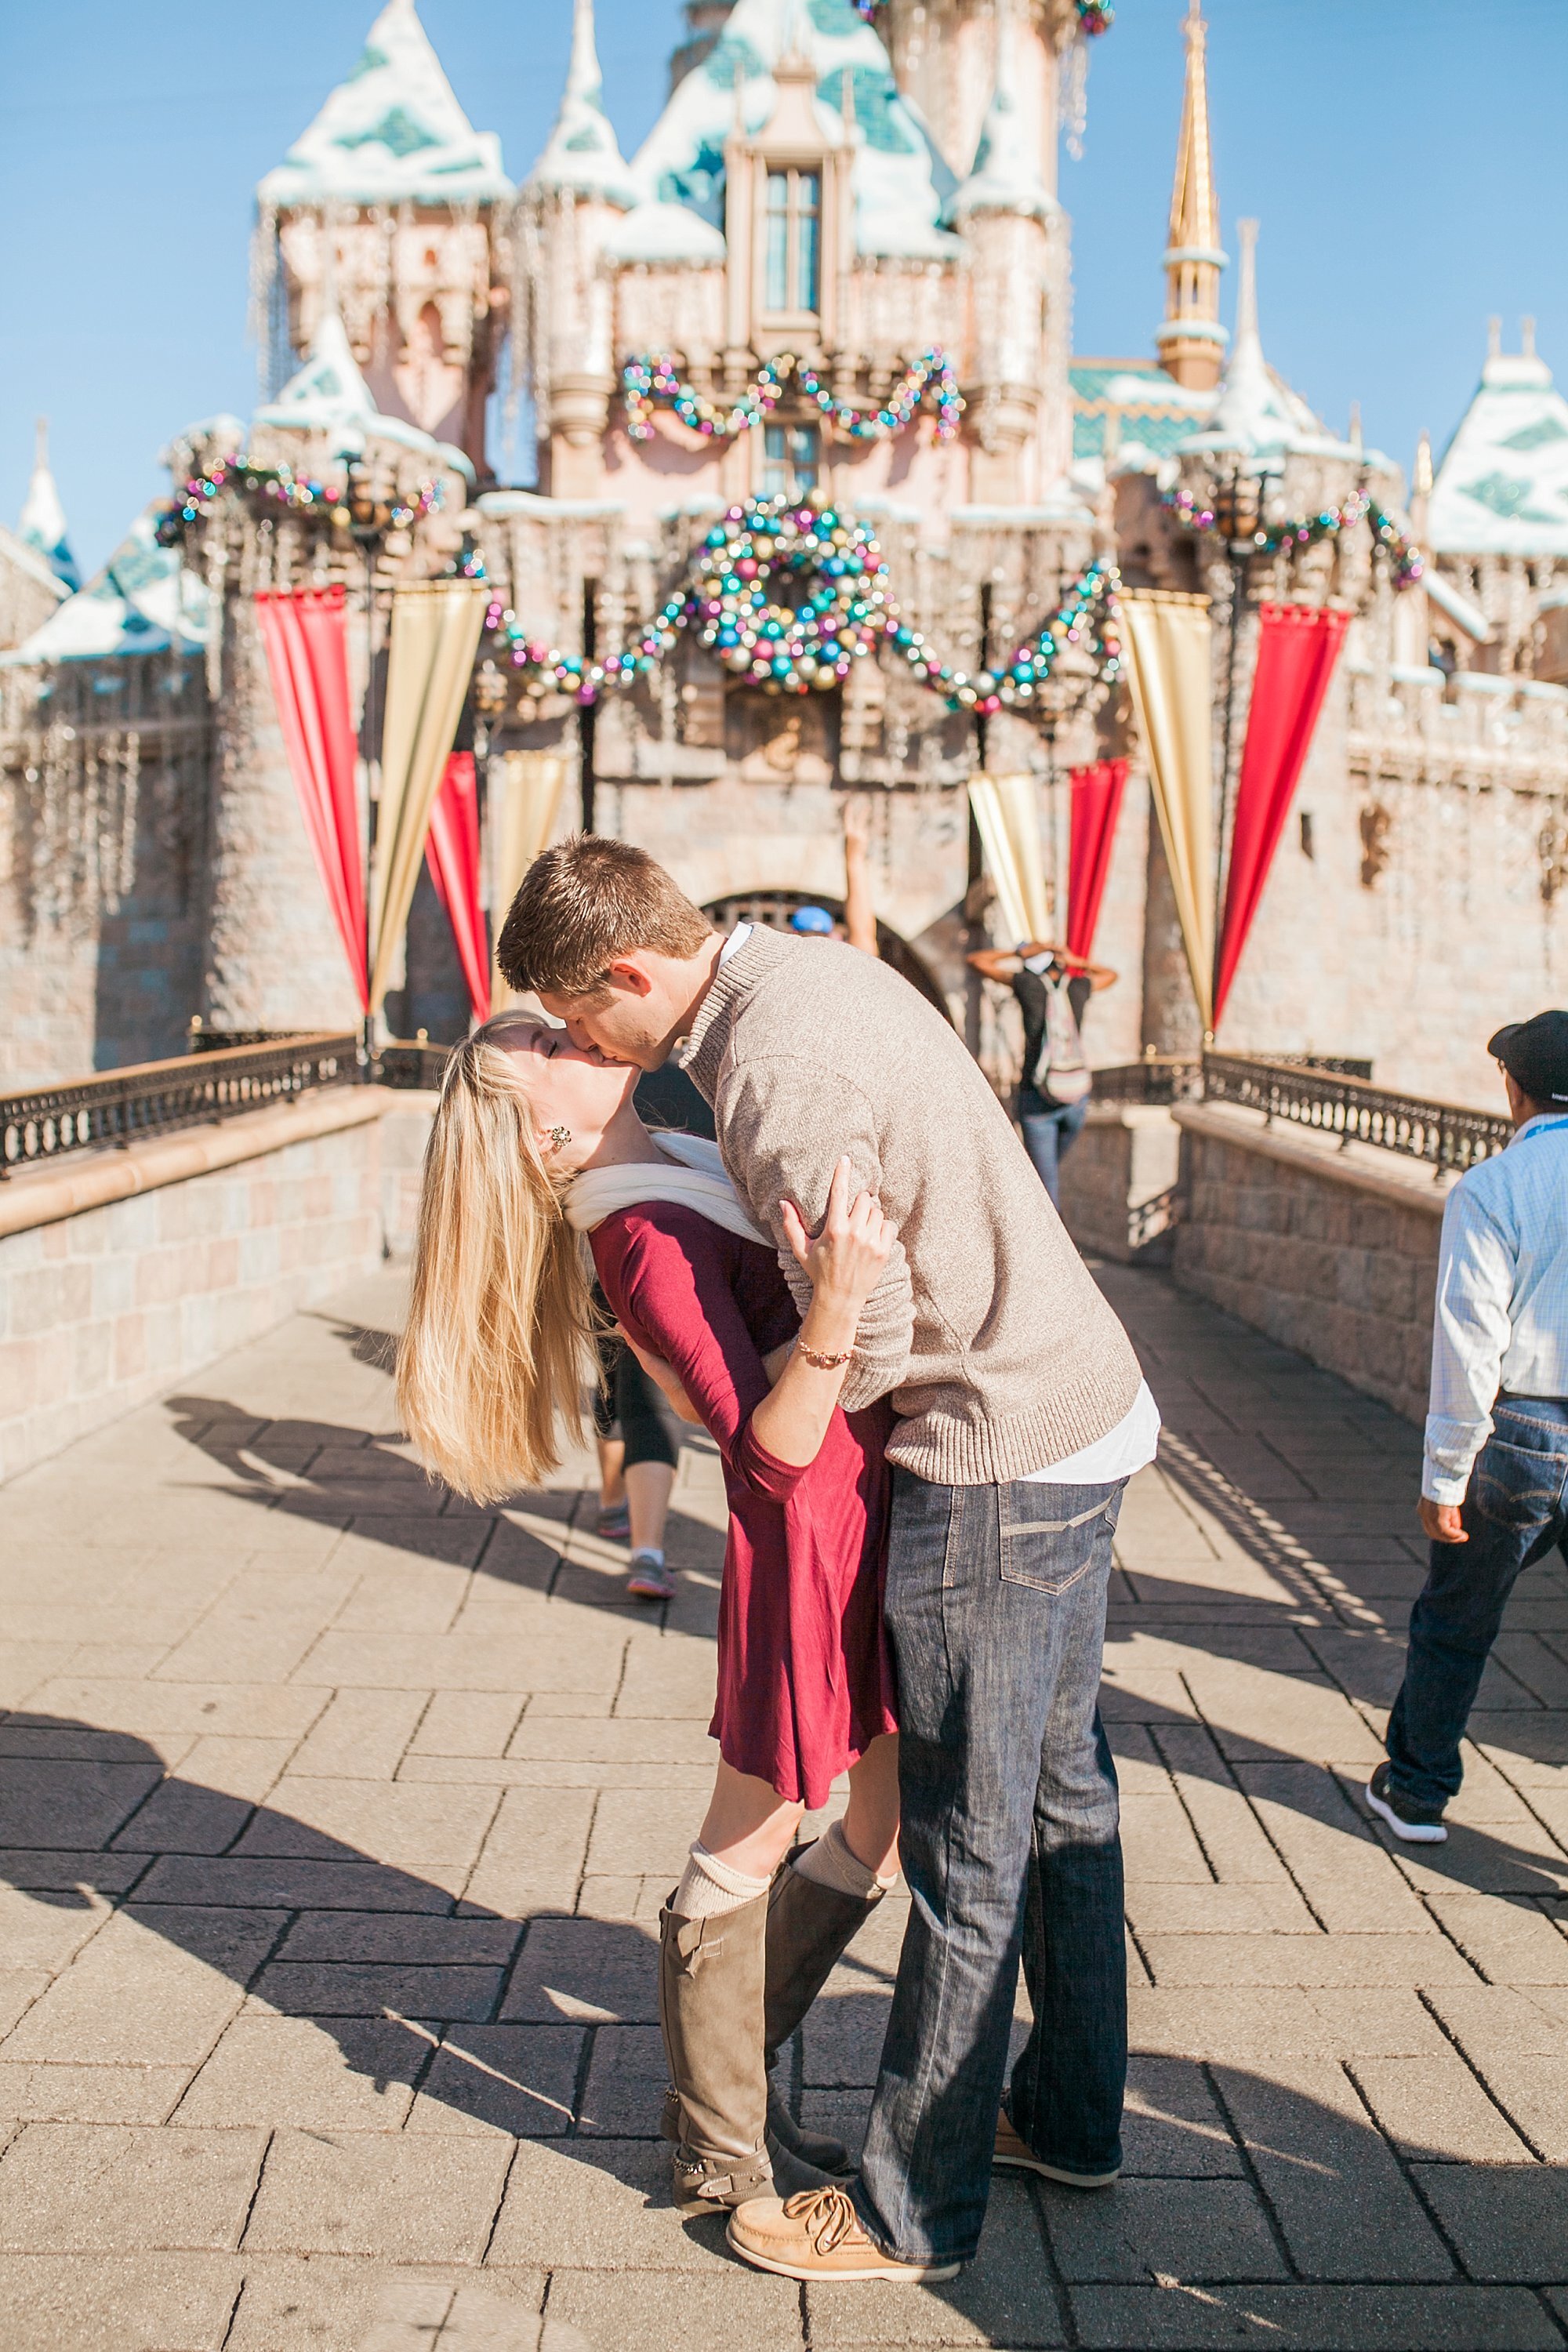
[[590, 1202, 897, 1809]]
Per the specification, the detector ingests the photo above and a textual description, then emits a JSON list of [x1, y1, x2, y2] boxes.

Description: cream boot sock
[[673, 1841, 772, 1921], [794, 1818, 898, 1900]]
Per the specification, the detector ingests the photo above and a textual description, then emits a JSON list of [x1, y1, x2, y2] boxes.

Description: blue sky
[[2, 1, 1563, 575]]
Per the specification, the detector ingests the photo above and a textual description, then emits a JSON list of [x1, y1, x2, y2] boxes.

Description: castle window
[[764, 169, 821, 314], [763, 423, 820, 501]]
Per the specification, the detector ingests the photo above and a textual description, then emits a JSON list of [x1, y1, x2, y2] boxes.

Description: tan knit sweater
[[681, 925, 1142, 1485]]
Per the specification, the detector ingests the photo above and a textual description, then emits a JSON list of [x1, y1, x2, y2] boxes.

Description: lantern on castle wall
[[1208, 465, 1265, 550]]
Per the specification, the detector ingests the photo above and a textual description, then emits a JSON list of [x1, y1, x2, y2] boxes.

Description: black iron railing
[[1, 1035, 359, 1177], [1201, 1054, 1511, 1174], [1091, 1057, 1203, 1105], [1089, 1051, 1375, 1109], [5, 1029, 1509, 1188], [377, 1041, 452, 1091], [186, 1023, 302, 1055]]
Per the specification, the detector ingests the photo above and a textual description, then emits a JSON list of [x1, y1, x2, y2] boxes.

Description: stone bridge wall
[[1062, 1099, 1447, 1427], [0, 1090, 436, 1484], [1168, 1104, 1448, 1426]]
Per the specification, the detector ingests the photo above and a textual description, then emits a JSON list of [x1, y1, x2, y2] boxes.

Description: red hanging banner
[[253, 585, 368, 1009], [1066, 759, 1128, 963], [425, 752, 489, 1025], [1214, 603, 1351, 1029]]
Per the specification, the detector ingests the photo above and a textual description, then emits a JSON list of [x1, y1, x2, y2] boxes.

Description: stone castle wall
[[0, 670, 211, 1090], [0, 1088, 435, 1485]]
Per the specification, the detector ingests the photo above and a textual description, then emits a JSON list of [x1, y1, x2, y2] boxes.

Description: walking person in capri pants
[[1368, 1011, 1568, 1844]]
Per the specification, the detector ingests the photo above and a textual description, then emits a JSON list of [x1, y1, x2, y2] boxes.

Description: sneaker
[[726, 2187, 960, 2283], [597, 1501, 630, 1540], [626, 1552, 677, 1602], [1365, 1762, 1447, 1844], [993, 2107, 1120, 2187]]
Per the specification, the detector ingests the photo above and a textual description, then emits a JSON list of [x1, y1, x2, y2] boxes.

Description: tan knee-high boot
[[657, 1889, 778, 2215], [763, 1853, 887, 2173]]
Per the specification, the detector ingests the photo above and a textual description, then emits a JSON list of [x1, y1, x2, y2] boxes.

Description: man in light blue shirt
[[1369, 1011, 1568, 1843]]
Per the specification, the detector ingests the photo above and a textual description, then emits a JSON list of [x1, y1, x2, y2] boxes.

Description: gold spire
[[1156, 2, 1228, 394]]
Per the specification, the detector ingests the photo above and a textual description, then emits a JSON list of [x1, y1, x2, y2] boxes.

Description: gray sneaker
[[626, 1552, 677, 1602], [1366, 1762, 1447, 1844]]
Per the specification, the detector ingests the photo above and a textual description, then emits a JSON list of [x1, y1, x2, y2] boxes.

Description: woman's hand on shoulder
[[779, 1156, 895, 1312]]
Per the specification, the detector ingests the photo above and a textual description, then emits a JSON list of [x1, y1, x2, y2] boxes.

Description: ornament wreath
[[1163, 484, 1424, 590], [154, 453, 444, 548], [622, 350, 963, 446], [481, 495, 1121, 719]]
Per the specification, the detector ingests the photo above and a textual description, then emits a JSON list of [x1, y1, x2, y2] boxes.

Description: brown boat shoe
[[725, 2185, 960, 2283], [993, 2107, 1120, 2187]]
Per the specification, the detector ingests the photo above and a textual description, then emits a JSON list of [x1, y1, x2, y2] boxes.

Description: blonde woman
[[398, 1017, 902, 2217]]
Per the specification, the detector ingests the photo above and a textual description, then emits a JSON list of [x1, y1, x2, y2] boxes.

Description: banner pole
[[1213, 479, 1248, 1038], [360, 545, 378, 1071]]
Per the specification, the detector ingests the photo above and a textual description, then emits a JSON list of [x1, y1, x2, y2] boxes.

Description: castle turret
[[521, 0, 637, 497], [877, 0, 1061, 207], [946, 0, 1062, 503], [670, 2, 738, 96], [1156, 1, 1227, 394], [256, 0, 512, 473], [19, 419, 79, 594]]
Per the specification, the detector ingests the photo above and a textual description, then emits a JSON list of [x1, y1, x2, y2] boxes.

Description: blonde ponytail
[[397, 1020, 598, 1503]]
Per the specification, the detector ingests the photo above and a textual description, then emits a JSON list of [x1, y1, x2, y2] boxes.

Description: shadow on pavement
[[0, 1715, 710, 2201], [162, 1312, 1568, 1907], [1, 1719, 1555, 2343]]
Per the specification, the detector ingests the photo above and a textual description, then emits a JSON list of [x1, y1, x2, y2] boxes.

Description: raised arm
[[841, 798, 880, 959], [966, 946, 1022, 982], [718, 1056, 914, 1412]]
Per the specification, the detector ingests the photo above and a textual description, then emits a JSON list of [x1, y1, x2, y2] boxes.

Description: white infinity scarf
[[563, 1129, 769, 1249]]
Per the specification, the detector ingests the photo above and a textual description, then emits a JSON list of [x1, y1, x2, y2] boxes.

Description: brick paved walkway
[[2, 1264, 1567, 2350]]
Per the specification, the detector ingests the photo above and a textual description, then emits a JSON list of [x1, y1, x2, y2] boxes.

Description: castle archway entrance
[[703, 890, 950, 1023]]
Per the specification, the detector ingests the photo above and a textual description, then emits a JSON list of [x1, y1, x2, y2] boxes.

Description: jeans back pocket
[[1473, 1437, 1568, 1534], [999, 1479, 1123, 1595]]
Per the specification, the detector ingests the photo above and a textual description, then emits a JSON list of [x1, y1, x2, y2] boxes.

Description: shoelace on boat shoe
[[782, 2185, 866, 2254]]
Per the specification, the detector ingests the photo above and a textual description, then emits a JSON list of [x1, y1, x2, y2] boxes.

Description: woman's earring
[[546, 1125, 572, 1151]]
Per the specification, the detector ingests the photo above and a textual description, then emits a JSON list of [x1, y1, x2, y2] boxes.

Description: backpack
[[1032, 971, 1092, 1105]]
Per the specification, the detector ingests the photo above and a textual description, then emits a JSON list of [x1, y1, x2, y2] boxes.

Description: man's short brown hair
[[495, 833, 713, 999]]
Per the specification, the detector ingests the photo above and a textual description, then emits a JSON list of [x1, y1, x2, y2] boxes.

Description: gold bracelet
[[797, 1342, 854, 1370]]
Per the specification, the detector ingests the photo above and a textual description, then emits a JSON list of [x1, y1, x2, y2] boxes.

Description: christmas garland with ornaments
[[154, 453, 445, 547], [1163, 485, 1425, 590], [622, 350, 964, 447], [480, 495, 1121, 718]]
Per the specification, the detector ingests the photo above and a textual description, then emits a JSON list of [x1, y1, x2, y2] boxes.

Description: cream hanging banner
[[968, 772, 1051, 949], [489, 750, 568, 1012], [368, 580, 490, 1016], [1119, 590, 1215, 1033]]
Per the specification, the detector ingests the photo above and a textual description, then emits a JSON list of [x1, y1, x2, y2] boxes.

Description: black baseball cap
[[1488, 1011, 1568, 1105]]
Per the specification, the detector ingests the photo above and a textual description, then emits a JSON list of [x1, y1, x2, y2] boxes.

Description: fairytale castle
[[2, 0, 1566, 1102]]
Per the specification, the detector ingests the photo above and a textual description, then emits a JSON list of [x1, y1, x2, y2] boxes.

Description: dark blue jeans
[[855, 1468, 1127, 2266], [1386, 1396, 1568, 1810], [1018, 1085, 1088, 1208]]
